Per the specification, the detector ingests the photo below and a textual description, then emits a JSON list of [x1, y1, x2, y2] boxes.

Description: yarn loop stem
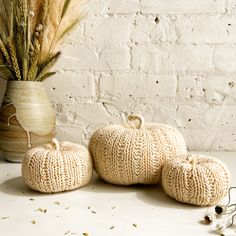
[[52, 138, 60, 152], [190, 158, 196, 165], [127, 114, 144, 129]]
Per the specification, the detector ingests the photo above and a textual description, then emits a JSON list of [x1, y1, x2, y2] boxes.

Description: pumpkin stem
[[52, 138, 60, 152], [127, 114, 144, 129], [190, 158, 196, 165]]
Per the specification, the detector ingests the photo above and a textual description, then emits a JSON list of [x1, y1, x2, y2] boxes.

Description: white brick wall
[[1, 0, 236, 151]]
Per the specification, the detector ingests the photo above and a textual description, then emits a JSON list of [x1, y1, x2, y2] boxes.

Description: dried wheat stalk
[[0, 0, 86, 81]]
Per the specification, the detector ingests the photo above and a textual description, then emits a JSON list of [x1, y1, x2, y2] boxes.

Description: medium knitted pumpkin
[[22, 139, 93, 193], [162, 154, 231, 206], [89, 114, 187, 185]]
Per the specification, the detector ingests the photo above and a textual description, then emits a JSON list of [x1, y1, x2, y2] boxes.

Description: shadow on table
[[82, 175, 194, 210], [0, 176, 41, 197]]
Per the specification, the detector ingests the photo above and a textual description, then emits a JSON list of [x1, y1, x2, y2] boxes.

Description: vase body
[[0, 81, 56, 162]]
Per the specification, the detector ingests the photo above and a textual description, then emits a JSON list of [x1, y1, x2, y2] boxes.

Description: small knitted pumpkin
[[89, 114, 187, 185], [22, 139, 93, 193], [162, 154, 231, 206]]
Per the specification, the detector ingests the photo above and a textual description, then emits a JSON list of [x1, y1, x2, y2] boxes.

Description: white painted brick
[[88, 0, 139, 14], [131, 15, 177, 43], [141, 0, 225, 14], [132, 44, 213, 73], [100, 72, 177, 98], [178, 76, 205, 101], [73, 102, 115, 125], [227, 0, 236, 14], [180, 128, 226, 151], [177, 16, 236, 43], [44, 71, 95, 98], [106, 0, 140, 13], [176, 103, 209, 129], [56, 126, 85, 145], [214, 47, 236, 72], [85, 16, 134, 44], [178, 76, 236, 104], [177, 103, 236, 130], [56, 45, 130, 71]]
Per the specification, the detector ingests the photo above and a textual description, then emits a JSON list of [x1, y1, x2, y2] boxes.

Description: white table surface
[[0, 152, 235, 236]]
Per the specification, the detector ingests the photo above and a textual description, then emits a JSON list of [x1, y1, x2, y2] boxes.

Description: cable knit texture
[[162, 154, 231, 206], [89, 114, 187, 185], [22, 139, 93, 193]]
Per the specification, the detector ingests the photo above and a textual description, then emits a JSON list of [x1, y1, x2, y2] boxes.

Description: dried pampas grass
[[0, 0, 87, 81]]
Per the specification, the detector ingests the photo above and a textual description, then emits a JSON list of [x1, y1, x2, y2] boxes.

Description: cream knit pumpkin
[[162, 154, 231, 206], [22, 139, 93, 193], [89, 114, 187, 185]]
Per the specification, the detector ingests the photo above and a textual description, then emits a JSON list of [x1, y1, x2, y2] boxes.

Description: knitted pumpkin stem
[[127, 114, 144, 129], [52, 138, 60, 152], [190, 158, 196, 165]]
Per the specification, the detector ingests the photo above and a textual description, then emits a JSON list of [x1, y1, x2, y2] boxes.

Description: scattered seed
[[35, 208, 47, 213], [54, 201, 60, 205], [1, 217, 10, 220], [82, 233, 89, 236], [91, 211, 96, 214], [29, 198, 35, 201], [112, 206, 116, 209], [65, 206, 70, 210], [87, 206, 91, 210], [31, 220, 36, 224], [64, 231, 71, 235], [110, 226, 115, 230], [133, 224, 137, 228]]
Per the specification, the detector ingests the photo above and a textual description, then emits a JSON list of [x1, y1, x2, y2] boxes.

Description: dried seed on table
[[35, 208, 47, 213], [91, 210, 96, 214], [133, 224, 137, 228], [112, 206, 116, 209], [31, 220, 36, 224], [65, 206, 70, 210], [29, 198, 35, 201], [64, 231, 71, 235], [110, 226, 115, 229], [82, 233, 89, 236], [1, 217, 10, 220], [87, 206, 91, 210], [54, 201, 60, 205]]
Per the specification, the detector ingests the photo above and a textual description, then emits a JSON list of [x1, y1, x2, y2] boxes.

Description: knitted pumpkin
[[22, 139, 93, 193], [162, 154, 231, 206], [89, 114, 187, 185]]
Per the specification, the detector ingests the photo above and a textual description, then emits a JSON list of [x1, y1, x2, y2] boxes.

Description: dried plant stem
[[0, 0, 86, 81], [28, 40, 40, 81], [0, 38, 11, 65], [7, 38, 21, 80]]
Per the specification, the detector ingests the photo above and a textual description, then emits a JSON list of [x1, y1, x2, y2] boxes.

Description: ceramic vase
[[0, 81, 56, 162]]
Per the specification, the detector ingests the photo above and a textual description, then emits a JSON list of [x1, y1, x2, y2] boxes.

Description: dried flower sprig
[[202, 187, 236, 235], [0, 0, 86, 81]]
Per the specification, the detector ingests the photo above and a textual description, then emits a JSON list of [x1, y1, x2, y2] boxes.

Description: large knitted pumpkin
[[162, 154, 231, 206], [89, 114, 187, 185], [22, 139, 93, 193]]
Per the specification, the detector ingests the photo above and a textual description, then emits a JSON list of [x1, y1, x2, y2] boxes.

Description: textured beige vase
[[0, 81, 55, 162]]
